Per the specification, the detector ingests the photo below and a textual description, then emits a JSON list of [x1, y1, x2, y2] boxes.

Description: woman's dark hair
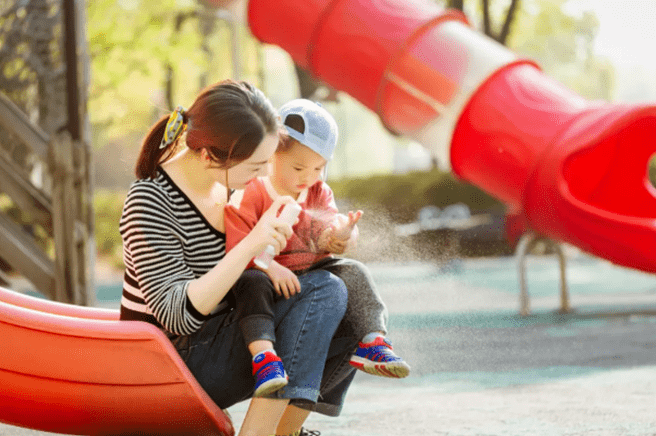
[[136, 79, 280, 179], [277, 113, 306, 153]]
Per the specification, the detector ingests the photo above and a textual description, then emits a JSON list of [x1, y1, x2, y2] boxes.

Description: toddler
[[225, 99, 410, 396]]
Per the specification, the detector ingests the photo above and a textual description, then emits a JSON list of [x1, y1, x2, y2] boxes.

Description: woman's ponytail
[[136, 105, 189, 179], [135, 115, 173, 179]]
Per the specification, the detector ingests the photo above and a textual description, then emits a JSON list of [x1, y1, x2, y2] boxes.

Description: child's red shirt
[[225, 177, 338, 271]]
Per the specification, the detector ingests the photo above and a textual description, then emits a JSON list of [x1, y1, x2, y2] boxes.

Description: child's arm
[[262, 260, 301, 300], [307, 182, 341, 252]]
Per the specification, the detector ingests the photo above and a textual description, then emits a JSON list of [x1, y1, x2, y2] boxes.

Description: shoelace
[[364, 345, 401, 362], [258, 362, 284, 378]]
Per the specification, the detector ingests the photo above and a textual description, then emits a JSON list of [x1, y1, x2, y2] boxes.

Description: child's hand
[[323, 237, 349, 254], [266, 261, 301, 299], [318, 210, 362, 254], [331, 210, 362, 241]]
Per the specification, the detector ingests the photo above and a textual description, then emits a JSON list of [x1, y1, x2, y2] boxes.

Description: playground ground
[[2, 257, 656, 435]]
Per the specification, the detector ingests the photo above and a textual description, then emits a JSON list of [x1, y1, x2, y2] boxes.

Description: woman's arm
[[121, 184, 208, 335], [187, 195, 296, 315], [121, 182, 294, 332], [224, 179, 266, 265]]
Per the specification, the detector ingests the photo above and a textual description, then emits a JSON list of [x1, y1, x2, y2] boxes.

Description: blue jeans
[[170, 269, 358, 416]]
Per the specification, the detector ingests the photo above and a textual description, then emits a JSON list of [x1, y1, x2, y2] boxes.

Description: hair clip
[[159, 105, 187, 149]]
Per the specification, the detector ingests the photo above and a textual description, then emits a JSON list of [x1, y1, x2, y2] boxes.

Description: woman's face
[[209, 133, 279, 189]]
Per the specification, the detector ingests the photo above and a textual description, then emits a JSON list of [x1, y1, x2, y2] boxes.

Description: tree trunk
[[294, 64, 321, 99], [481, 0, 492, 37], [479, 0, 521, 46], [447, 0, 464, 11], [498, 0, 520, 45], [165, 12, 194, 109]]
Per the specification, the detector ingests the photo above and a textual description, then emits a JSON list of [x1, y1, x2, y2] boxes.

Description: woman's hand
[[244, 196, 297, 257], [265, 261, 301, 299]]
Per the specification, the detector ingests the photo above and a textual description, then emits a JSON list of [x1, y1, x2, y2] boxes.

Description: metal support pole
[[516, 233, 570, 316], [516, 233, 533, 316], [554, 242, 570, 313]]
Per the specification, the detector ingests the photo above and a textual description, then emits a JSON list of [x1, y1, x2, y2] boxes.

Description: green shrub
[[328, 168, 504, 223], [94, 189, 127, 269], [650, 155, 656, 188]]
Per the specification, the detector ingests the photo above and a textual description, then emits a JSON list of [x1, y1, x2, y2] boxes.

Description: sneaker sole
[[254, 377, 289, 397], [349, 356, 410, 378]]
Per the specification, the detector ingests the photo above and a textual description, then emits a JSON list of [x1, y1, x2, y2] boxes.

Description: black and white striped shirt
[[119, 168, 231, 335]]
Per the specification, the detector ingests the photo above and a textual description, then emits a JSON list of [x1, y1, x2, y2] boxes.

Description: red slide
[[0, 287, 235, 436], [249, 0, 656, 273], [1, 1, 655, 434]]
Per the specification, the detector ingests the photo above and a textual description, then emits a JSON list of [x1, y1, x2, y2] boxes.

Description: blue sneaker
[[349, 336, 410, 378], [252, 351, 288, 397]]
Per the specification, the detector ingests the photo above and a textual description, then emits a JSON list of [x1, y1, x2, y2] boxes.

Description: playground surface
[[2, 257, 656, 435]]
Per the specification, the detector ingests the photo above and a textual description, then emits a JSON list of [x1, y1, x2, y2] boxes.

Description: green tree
[[444, 0, 614, 100], [86, 0, 259, 147], [86, 0, 264, 189], [507, 0, 615, 100]]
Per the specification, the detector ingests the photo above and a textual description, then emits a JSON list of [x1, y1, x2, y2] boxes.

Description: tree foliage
[[443, 0, 614, 100], [86, 0, 259, 146], [504, 0, 615, 100]]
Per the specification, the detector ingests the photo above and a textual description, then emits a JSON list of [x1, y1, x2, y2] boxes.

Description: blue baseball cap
[[279, 99, 338, 161]]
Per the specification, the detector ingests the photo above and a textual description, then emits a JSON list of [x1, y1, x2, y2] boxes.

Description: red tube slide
[[453, 65, 656, 272], [0, 287, 234, 436], [248, 0, 656, 273]]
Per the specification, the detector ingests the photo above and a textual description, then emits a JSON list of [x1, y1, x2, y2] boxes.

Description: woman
[[119, 79, 357, 436]]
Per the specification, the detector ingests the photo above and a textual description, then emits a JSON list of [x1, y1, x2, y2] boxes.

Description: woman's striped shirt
[[119, 169, 231, 335]]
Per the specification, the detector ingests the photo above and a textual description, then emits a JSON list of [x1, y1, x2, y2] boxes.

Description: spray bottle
[[253, 202, 302, 269]]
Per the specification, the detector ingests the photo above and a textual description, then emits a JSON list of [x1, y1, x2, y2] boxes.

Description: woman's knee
[[326, 272, 348, 314], [305, 270, 348, 318]]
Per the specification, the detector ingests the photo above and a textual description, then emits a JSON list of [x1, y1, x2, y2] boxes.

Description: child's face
[[272, 141, 327, 196]]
